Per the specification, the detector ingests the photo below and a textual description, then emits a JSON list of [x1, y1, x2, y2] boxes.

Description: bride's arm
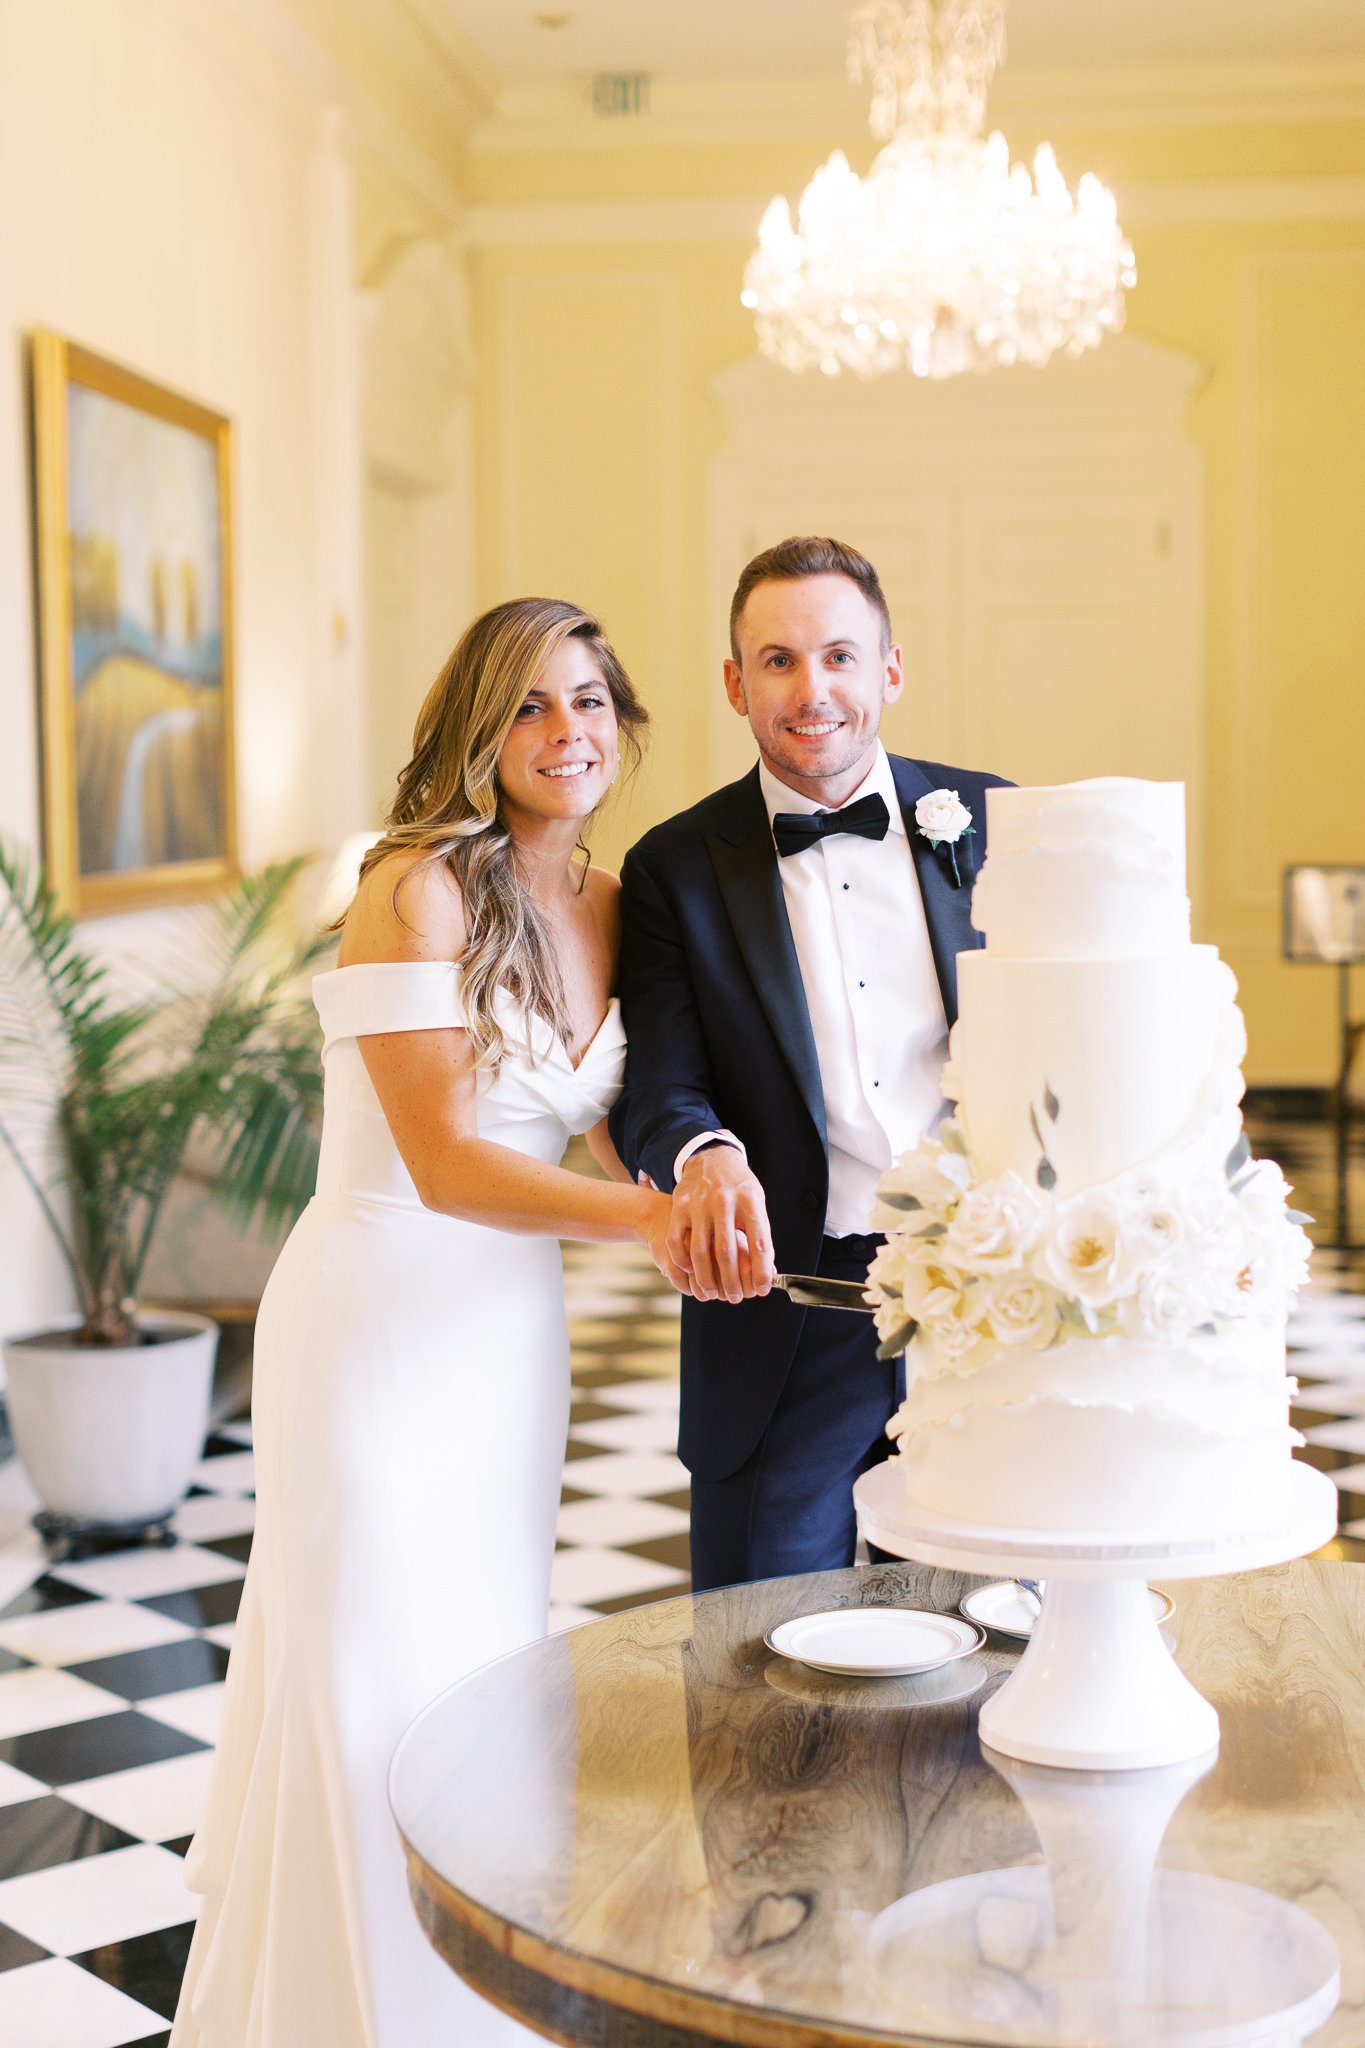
[[584, 1118, 635, 1185], [341, 852, 688, 1284], [360, 1022, 670, 1246]]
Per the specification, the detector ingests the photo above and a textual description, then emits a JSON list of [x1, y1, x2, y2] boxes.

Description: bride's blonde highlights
[[346, 598, 647, 1065]]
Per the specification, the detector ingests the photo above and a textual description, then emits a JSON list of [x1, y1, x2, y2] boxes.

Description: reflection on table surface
[[390, 1558, 1365, 2047]]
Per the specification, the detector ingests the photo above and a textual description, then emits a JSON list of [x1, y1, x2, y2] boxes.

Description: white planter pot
[[3, 1309, 218, 1527]]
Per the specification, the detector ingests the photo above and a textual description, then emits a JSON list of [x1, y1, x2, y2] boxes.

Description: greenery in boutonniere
[[0, 843, 331, 1349]]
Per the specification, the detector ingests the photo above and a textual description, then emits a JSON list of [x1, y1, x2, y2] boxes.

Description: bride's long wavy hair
[[343, 597, 647, 1066]]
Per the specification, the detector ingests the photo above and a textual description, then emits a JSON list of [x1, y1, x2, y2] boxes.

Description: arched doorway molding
[[360, 231, 475, 823]]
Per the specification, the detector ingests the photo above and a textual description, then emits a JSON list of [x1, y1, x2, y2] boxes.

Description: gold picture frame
[[31, 328, 238, 916]]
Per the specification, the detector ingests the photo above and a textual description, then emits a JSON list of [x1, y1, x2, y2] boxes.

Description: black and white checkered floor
[[0, 1192, 1362, 2043]]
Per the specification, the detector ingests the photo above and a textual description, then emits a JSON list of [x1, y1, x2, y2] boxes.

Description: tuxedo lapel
[[706, 771, 827, 1150], [891, 755, 983, 1028]]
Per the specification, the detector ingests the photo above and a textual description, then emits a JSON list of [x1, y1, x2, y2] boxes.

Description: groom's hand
[[670, 1146, 775, 1305]]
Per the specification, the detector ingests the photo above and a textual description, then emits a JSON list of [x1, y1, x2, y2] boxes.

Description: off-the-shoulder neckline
[[313, 963, 622, 1076]]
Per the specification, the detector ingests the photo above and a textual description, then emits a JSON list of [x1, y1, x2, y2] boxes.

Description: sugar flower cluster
[[865, 1113, 1312, 1371]]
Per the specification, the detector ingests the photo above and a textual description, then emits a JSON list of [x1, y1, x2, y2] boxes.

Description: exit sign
[[592, 73, 650, 117]]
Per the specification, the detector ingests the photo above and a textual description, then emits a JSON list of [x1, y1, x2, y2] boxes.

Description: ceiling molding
[[468, 178, 1365, 250], [471, 58, 1365, 152], [391, 0, 499, 111], [220, 0, 477, 225]]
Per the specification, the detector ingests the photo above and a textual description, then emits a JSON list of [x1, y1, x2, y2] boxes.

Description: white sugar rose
[[1123, 1179, 1185, 1260], [1282, 1218, 1313, 1295], [981, 1274, 1062, 1349], [942, 1171, 1046, 1276], [1173, 1175, 1242, 1253], [1120, 1265, 1210, 1343], [1037, 1192, 1144, 1306], [866, 1232, 912, 1298], [868, 1241, 983, 1358], [871, 1136, 972, 1228], [1227, 1218, 1313, 1319], [914, 788, 973, 844], [872, 1295, 914, 1349], [917, 1299, 986, 1369], [1233, 1158, 1295, 1234], [897, 1248, 973, 1328]]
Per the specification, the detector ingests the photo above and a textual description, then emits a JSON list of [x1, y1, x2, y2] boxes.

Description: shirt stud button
[[842, 882, 850, 892]]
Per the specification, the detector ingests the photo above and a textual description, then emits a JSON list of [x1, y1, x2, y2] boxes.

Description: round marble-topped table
[[390, 1558, 1365, 2047]]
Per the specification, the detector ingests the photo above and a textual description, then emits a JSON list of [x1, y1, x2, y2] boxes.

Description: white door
[[709, 338, 1206, 910]]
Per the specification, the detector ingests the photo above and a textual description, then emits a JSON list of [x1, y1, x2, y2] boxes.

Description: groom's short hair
[[729, 535, 892, 657]]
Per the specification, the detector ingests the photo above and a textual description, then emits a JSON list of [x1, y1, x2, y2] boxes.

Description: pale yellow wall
[[469, 124, 1365, 1086], [0, 0, 464, 1337]]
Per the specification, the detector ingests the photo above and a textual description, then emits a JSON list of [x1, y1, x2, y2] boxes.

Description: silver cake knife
[[774, 1273, 875, 1313]]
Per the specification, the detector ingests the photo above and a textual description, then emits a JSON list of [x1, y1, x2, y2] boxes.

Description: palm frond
[[0, 1110, 88, 1308], [137, 861, 317, 1065], [0, 839, 107, 1097], [203, 860, 311, 1000], [2, 842, 328, 1339], [209, 1058, 322, 1233]]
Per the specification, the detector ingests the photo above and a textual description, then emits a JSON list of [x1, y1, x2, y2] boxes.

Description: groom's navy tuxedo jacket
[[609, 753, 1010, 1483]]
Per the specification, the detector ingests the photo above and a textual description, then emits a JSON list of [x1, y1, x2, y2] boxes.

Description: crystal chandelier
[[741, 0, 1136, 380]]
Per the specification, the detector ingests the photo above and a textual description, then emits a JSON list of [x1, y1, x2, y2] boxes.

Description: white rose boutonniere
[[914, 788, 974, 886], [914, 788, 973, 844]]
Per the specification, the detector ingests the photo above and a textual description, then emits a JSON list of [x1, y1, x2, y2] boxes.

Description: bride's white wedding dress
[[172, 960, 626, 2048]]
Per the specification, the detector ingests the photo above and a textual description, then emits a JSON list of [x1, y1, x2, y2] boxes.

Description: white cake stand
[[853, 1458, 1338, 1771], [866, 1748, 1341, 2044]]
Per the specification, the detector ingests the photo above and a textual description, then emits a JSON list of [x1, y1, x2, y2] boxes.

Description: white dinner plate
[[959, 1580, 1175, 1641], [764, 1607, 986, 1677]]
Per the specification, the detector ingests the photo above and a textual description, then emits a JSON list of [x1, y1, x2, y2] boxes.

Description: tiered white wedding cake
[[868, 778, 1311, 1540]]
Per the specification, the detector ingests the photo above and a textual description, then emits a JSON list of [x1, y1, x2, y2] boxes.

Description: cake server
[[774, 1274, 874, 1313]]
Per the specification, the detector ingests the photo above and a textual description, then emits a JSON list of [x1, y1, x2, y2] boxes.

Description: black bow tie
[[771, 791, 891, 859]]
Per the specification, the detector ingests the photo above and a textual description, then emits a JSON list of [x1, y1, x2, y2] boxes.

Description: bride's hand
[[637, 1191, 694, 1295]]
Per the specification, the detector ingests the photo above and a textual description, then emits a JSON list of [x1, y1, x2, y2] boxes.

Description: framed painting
[[31, 329, 238, 916]]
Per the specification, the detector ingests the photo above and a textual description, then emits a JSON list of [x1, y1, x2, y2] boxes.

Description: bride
[[172, 598, 688, 2047]]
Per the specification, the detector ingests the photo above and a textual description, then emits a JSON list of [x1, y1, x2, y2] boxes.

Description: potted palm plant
[[0, 843, 329, 1555]]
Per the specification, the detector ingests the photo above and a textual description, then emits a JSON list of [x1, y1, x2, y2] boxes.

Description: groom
[[609, 536, 1009, 1591]]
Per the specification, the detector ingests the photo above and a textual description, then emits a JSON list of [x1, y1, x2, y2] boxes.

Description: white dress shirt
[[676, 745, 950, 1237]]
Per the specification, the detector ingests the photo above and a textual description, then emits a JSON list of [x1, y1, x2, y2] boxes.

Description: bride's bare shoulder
[[581, 864, 621, 910], [337, 848, 467, 967], [582, 863, 621, 944]]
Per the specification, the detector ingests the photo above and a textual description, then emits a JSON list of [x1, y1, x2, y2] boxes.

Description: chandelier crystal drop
[[742, 0, 1136, 381]]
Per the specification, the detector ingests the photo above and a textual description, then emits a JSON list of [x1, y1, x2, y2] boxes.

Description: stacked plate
[[959, 1581, 1174, 1641]]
